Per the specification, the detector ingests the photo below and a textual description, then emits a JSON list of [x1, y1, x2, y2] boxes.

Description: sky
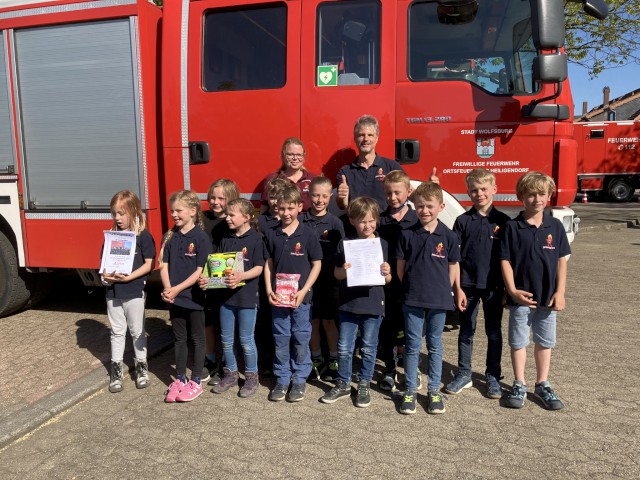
[[569, 61, 640, 116]]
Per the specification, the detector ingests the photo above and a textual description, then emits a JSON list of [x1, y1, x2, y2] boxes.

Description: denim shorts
[[508, 305, 556, 349]]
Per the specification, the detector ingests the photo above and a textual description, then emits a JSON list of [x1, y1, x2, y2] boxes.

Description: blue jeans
[[457, 287, 503, 379], [508, 305, 556, 349], [337, 311, 383, 383], [403, 305, 446, 392], [271, 303, 312, 385], [219, 304, 258, 373]]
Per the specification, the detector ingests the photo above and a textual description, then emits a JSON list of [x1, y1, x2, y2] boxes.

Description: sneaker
[[269, 383, 288, 402], [320, 380, 351, 404], [534, 381, 564, 410], [239, 372, 259, 398], [308, 357, 325, 382], [287, 382, 306, 402], [355, 380, 371, 408], [400, 391, 417, 415], [176, 379, 203, 402], [486, 374, 502, 399], [427, 390, 446, 414], [164, 378, 185, 403], [204, 358, 220, 385], [322, 359, 339, 382], [503, 381, 527, 409], [211, 368, 239, 394], [134, 360, 149, 389], [109, 361, 124, 393], [378, 371, 397, 392], [444, 373, 472, 395]]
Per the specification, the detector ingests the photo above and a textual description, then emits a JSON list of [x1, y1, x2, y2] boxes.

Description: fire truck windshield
[[408, 0, 539, 96]]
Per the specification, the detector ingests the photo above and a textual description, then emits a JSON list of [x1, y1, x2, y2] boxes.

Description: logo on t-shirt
[[431, 242, 446, 259], [542, 234, 555, 250], [375, 167, 385, 181], [242, 246, 249, 261], [490, 225, 500, 240], [321, 229, 329, 241], [300, 179, 311, 193], [185, 243, 196, 257], [291, 242, 304, 256]]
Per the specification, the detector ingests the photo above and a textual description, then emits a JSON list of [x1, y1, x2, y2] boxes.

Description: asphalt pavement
[[0, 202, 638, 478]]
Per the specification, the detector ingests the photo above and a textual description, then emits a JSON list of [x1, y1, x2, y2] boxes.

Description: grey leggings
[[107, 296, 147, 363]]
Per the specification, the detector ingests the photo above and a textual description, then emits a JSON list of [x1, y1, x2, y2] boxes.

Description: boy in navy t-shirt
[[301, 176, 345, 382], [500, 172, 570, 410], [263, 185, 322, 402], [396, 182, 460, 415], [320, 196, 391, 408], [377, 170, 418, 392], [445, 169, 510, 399]]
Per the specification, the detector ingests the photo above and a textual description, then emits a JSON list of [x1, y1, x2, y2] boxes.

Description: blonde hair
[[347, 196, 379, 223], [227, 198, 258, 230], [276, 184, 303, 205], [110, 190, 145, 235], [384, 170, 411, 189], [515, 171, 555, 200], [412, 181, 444, 204], [309, 175, 333, 191], [465, 168, 496, 189], [158, 190, 204, 267], [207, 178, 239, 204]]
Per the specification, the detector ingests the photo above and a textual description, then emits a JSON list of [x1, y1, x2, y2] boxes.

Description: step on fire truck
[[0, 0, 607, 316]]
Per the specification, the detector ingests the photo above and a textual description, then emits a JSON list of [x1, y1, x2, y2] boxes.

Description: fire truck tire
[[22, 272, 53, 309], [0, 230, 32, 317], [607, 178, 634, 202]]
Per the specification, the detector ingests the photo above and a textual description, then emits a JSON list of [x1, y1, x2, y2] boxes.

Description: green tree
[[565, 0, 640, 77]]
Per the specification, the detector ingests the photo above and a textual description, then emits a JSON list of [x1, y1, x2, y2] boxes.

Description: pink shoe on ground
[[165, 379, 185, 403], [176, 380, 203, 402]]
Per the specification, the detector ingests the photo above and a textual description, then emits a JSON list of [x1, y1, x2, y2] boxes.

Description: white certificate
[[100, 230, 137, 275], [343, 237, 385, 287]]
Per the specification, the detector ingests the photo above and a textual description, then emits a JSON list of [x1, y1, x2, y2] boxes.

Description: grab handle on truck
[[396, 139, 420, 165], [188, 141, 210, 165]]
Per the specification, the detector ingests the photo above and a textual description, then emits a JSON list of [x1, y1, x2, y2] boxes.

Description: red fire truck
[[0, 0, 607, 316], [575, 120, 640, 202]]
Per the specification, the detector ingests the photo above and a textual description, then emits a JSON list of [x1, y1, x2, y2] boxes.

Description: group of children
[[101, 161, 570, 414]]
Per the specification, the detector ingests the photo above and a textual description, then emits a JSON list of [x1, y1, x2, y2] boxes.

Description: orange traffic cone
[[582, 192, 588, 204]]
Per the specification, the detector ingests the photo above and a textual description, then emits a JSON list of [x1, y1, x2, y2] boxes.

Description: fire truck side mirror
[[531, 0, 565, 49], [188, 141, 210, 165], [567, 0, 608, 21], [532, 53, 567, 84]]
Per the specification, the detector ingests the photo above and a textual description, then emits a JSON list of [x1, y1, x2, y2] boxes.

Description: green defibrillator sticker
[[317, 65, 338, 87]]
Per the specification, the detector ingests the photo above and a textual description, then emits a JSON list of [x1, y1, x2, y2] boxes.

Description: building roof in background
[[578, 88, 640, 122]]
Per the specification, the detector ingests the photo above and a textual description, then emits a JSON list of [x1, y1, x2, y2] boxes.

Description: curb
[[0, 330, 174, 449], [578, 222, 630, 233]]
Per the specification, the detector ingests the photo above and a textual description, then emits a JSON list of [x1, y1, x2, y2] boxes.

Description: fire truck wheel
[[0, 230, 32, 317], [607, 178, 634, 202]]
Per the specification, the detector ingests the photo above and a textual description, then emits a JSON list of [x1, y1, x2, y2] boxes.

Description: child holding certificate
[[320, 196, 391, 408], [101, 190, 156, 394]]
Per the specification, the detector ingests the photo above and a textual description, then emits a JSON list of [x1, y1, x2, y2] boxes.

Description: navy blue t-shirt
[[453, 206, 511, 290], [258, 212, 279, 233], [396, 221, 460, 310], [500, 212, 570, 307], [263, 221, 323, 304], [337, 155, 404, 212], [217, 228, 267, 308], [203, 211, 229, 250], [162, 226, 212, 310], [335, 236, 388, 316], [104, 229, 156, 300], [300, 211, 345, 292], [379, 207, 418, 296]]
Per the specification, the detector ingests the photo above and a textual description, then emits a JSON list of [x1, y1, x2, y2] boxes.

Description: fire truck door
[[187, 1, 301, 200], [579, 125, 607, 174]]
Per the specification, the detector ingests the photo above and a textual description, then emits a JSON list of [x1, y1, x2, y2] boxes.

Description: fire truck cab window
[[203, 4, 287, 92], [316, 1, 381, 86], [408, 0, 539, 96]]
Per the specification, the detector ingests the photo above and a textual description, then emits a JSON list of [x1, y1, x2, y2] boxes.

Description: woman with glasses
[[260, 137, 316, 213]]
